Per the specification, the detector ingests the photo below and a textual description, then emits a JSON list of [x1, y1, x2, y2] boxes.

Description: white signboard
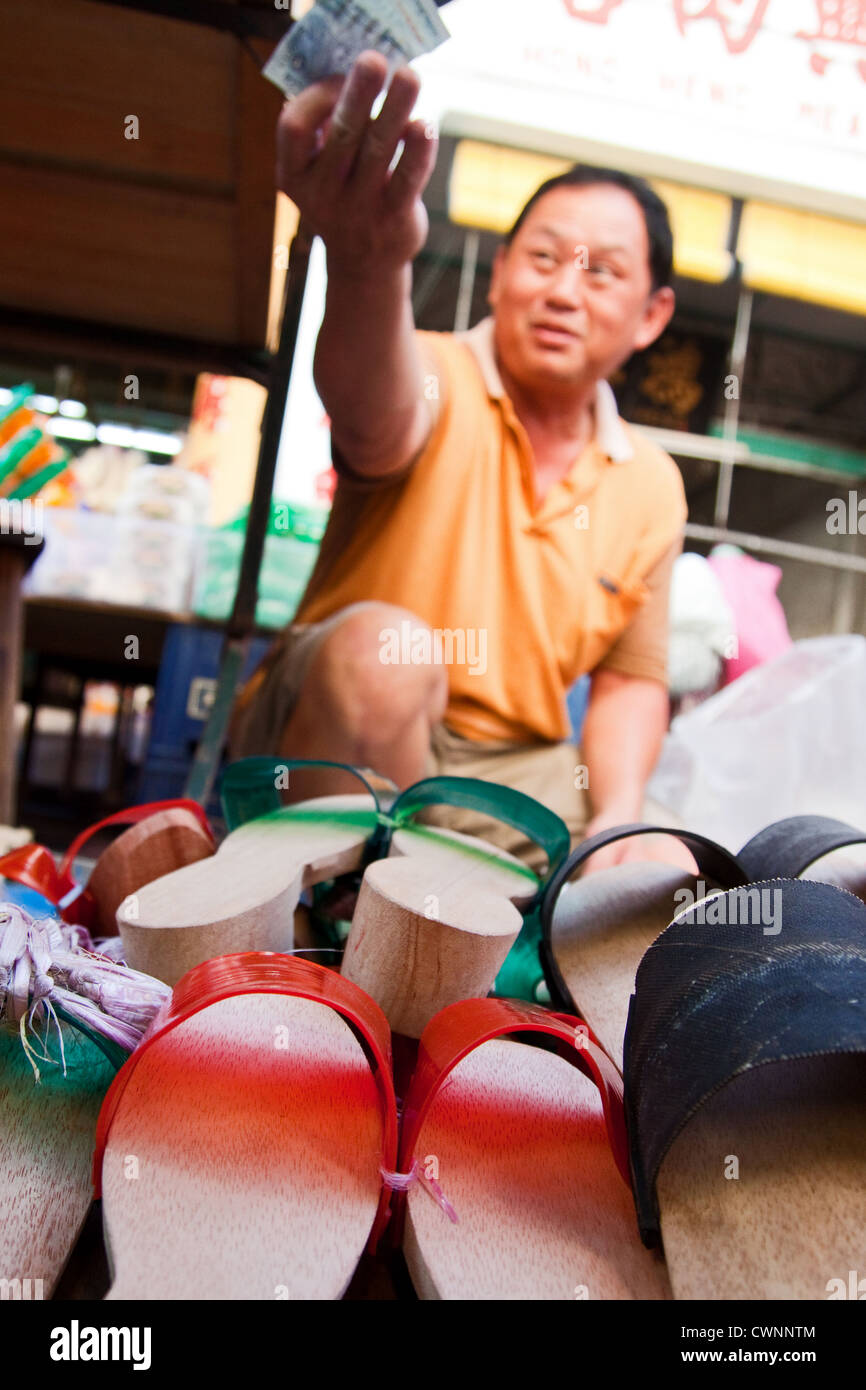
[[413, 0, 866, 218]]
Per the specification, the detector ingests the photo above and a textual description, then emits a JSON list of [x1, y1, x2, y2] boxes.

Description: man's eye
[[531, 250, 555, 264], [588, 264, 615, 277]]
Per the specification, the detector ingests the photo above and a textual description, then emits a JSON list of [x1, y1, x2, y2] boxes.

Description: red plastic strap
[[0, 800, 213, 928], [59, 799, 213, 879], [91, 952, 399, 1252], [0, 843, 74, 910], [398, 997, 630, 1200]]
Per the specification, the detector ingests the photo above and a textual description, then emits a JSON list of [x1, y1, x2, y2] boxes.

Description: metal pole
[[686, 522, 866, 575], [184, 217, 314, 806], [714, 285, 753, 529], [454, 229, 480, 332]]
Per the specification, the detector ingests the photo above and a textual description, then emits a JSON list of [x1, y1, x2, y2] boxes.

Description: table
[[0, 531, 43, 822]]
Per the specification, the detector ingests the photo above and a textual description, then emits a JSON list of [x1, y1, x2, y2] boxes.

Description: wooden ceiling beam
[[86, 0, 290, 41]]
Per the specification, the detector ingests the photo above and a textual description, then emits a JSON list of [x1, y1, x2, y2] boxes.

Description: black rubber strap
[[738, 814, 866, 883], [539, 823, 748, 1011], [623, 877, 866, 1248]]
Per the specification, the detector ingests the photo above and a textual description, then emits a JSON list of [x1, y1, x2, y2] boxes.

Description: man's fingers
[[384, 117, 437, 211], [351, 65, 421, 189], [276, 76, 345, 185], [314, 50, 390, 185]]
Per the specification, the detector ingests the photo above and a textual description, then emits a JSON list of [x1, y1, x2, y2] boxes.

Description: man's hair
[[503, 163, 674, 293]]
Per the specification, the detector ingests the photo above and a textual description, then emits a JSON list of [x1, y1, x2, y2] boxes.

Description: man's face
[[488, 183, 675, 396]]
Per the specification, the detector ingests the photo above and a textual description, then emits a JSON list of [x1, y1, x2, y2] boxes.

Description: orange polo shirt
[[293, 315, 688, 745]]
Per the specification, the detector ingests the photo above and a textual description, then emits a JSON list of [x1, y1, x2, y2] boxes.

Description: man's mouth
[[530, 322, 580, 344]]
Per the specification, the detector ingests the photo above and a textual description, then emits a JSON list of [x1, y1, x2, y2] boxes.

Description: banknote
[[390, 0, 449, 51], [369, 0, 448, 55], [264, 0, 449, 99]]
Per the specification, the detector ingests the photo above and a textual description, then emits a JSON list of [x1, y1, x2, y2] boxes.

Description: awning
[[447, 139, 735, 284], [738, 201, 866, 316]]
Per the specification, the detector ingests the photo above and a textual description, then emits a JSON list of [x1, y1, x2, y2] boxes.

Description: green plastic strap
[[221, 761, 570, 1005], [493, 901, 548, 1004], [388, 776, 571, 886], [220, 757, 382, 831]]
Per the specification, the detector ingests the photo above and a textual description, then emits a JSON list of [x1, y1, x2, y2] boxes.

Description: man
[[231, 49, 694, 876]]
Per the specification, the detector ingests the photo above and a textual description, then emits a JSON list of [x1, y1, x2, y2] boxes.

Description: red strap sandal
[[0, 799, 214, 931], [390, 996, 669, 1301], [92, 952, 398, 1300]]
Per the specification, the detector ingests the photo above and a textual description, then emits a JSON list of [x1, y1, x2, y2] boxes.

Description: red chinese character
[[797, 1, 866, 81], [672, 0, 772, 55], [562, 0, 626, 22]]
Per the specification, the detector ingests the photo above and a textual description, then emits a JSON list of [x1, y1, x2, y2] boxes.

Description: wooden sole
[[86, 808, 215, 936], [0, 1027, 116, 1298], [657, 1053, 866, 1299], [801, 845, 866, 903], [342, 855, 522, 1038], [403, 1037, 671, 1300], [549, 862, 704, 1067], [389, 821, 539, 909], [550, 850, 866, 1300], [117, 797, 378, 985], [101, 993, 384, 1300]]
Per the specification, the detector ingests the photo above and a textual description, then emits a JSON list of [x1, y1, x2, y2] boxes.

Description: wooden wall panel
[[0, 1, 284, 354], [0, 161, 237, 340], [235, 37, 282, 345], [0, 0, 236, 188]]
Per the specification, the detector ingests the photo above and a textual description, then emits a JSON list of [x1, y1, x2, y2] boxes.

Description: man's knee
[[299, 603, 447, 739]]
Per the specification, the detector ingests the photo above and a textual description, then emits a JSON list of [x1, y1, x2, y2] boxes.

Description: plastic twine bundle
[[0, 903, 170, 1080]]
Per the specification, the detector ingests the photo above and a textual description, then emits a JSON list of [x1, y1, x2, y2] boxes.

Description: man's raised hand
[[276, 50, 437, 276]]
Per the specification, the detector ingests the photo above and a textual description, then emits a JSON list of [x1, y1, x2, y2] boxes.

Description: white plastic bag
[[648, 635, 866, 849]]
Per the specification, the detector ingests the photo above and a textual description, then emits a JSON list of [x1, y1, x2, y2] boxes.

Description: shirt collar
[[454, 313, 634, 464]]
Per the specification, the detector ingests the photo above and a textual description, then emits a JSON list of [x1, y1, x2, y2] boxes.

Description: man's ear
[[487, 244, 507, 310], [632, 286, 676, 352]]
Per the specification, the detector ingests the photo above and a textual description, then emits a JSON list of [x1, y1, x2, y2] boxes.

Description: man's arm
[[579, 670, 697, 874], [275, 50, 438, 480], [314, 264, 436, 480], [581, 669, 668, 827], [578, 533, 698, 874]]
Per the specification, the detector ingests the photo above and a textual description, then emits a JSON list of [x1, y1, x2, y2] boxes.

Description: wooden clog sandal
[[328, 813, 670, 1301], [390, 996, 670, 1300], [80, 805, 215, 935], [624, 877, 866, 1300], [738, 813, 866, 903], [0, 800, 216, 939], [539, 825, 748, 1065], [116, 765, 388, 985], [92, 952, 397, 1300], [219, 760, 573, 1008], [0, 902, 168, 1298], [340, 775, 574, 1031]]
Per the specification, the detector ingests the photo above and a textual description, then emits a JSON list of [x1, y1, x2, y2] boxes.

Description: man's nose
[[544, 258, 588, 308]]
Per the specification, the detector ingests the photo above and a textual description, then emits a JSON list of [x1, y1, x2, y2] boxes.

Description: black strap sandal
[[622, 876, 866, 1298]]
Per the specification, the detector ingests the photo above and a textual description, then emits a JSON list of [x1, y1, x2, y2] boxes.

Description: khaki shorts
[[230, 601, 591, 874]]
